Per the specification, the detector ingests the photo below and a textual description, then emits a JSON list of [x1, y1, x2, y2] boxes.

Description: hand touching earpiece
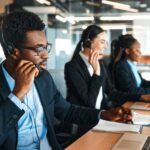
[[89, 50, 102, 76], [13, 60, 39, 100]]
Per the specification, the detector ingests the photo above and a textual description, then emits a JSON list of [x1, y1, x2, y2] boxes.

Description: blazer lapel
[[126, 60, 137, 84], [34, 72, 61, 150], [76, 54, 91, 79], [0, 64, 11, 99]]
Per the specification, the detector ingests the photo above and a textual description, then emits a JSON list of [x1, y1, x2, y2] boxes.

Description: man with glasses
[[0, 11, 132, 150]]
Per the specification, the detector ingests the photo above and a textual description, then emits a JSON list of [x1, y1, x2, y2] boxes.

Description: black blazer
[[110, 59, 150, 94], [0, 64, 99, 150], [65, 54, 141, 108]]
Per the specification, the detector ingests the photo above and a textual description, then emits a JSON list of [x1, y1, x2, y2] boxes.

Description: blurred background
[[1, 0, 150, 96], [1, 0, 150, 68]]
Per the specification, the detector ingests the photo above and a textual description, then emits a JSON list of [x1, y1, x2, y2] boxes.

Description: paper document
[[93, 119, 141, 133], [130, 102, 150, 110], [132, 111, 150, 125]]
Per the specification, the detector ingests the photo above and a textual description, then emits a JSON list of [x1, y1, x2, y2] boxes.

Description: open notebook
[[92, 119, 142, 133], [112, 133, 150, 150]]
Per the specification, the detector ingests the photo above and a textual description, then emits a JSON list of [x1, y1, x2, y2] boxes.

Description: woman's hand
[[89, 50, 102, 76]]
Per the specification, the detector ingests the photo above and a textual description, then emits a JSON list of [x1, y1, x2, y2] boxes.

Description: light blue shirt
[[2, 64, 51, 150], [127, 60, 142, 87]]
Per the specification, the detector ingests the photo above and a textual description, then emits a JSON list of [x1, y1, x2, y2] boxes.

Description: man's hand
[[12, 60, 39, 100], [89, 50, 102, 76], [101, 106, 132, 123]]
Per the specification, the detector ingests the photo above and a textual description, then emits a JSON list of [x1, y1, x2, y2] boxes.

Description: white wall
[[0, 44, 5, 62], [133, 19, 150, 55]]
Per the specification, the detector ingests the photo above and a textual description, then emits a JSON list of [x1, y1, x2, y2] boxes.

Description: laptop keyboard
[[142, 137, 150, 150]]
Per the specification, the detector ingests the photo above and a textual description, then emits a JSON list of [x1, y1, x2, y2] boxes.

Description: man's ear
[[11, 48, 21, 59], [125, 48, 130, 55]]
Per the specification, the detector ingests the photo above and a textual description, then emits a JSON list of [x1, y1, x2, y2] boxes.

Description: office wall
[[133, 19, 150, 55]]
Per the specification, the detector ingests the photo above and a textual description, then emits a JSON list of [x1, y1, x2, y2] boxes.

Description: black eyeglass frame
[[23, 43, 52, 55]]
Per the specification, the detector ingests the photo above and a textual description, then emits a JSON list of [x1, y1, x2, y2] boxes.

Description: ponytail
[[71, 39, 83, 60], [110, 39, 119, 62]]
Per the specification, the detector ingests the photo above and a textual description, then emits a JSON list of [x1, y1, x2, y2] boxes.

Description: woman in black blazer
[[65, 25, 150, 110], [109, 34, 150, 95]]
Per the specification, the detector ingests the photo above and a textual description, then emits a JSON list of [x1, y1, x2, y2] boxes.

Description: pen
[[139, 125, 143, 134], [131, 120, 134, 124]]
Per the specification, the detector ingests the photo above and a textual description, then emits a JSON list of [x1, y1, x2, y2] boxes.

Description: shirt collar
[[79, 51, 91, 68], [127, 59, 137, 66]]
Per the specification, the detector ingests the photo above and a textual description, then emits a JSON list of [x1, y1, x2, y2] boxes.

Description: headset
[[1, 16, 15, 55], [84, 29, 92, 49], [24, 93, 41, 149]]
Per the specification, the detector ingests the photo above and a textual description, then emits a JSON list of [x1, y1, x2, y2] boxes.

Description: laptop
[[112, 133, 150, 150]]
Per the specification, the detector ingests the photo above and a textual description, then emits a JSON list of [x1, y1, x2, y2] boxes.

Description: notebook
[[112, 133, 150, 150], [130, 102, 150, 111], [92, 119, 141, 133], [132, 111, 150, 125]]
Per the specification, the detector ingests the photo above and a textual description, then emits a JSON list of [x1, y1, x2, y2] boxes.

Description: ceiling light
[[102, 0, 138, 13], [140, 3, 147, 8], [56, 15, 66, 23], [86, 1, 100, 7], [65, 16, 94, 22], [24, 6, 61, 14], [100, 16, 132, 21], [100, 15, 150, 21], [36, 0, 51, 5], [113, 6, 138, 13], [74, 16, 94, 22], [102, 0, 130, 8], [101, 24, 126, 30], [66, 16, 76, 24], [82, 25, 88, 29]]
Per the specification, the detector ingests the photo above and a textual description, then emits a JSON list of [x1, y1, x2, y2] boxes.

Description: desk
[[66, 102, 150, 150]]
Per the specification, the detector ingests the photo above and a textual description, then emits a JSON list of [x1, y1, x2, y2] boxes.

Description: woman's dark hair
[[110, 34, 138, 84], [111, 34, 137, 63], [71, 25, 104, 59], [0, 10, 45, 57]]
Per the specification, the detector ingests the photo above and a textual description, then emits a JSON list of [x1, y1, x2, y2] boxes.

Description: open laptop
[[112, 133, 150, 150]]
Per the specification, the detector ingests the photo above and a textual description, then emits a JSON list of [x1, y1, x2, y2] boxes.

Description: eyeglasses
[[23, 43, 52, 56]]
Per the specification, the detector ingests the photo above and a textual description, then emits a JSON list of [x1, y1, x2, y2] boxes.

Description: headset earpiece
[[84, 38, 91, 48], [6, 42, 15, 54], [1, 17, 15, 55], [85, 30, 92, 49]]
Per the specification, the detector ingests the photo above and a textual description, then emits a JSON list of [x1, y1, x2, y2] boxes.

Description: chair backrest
[[48, 69, 67, 98]]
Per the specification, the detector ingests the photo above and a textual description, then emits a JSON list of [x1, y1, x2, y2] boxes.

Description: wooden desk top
[[66, 130, 122, 150], [66, 102, 150, 150]]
